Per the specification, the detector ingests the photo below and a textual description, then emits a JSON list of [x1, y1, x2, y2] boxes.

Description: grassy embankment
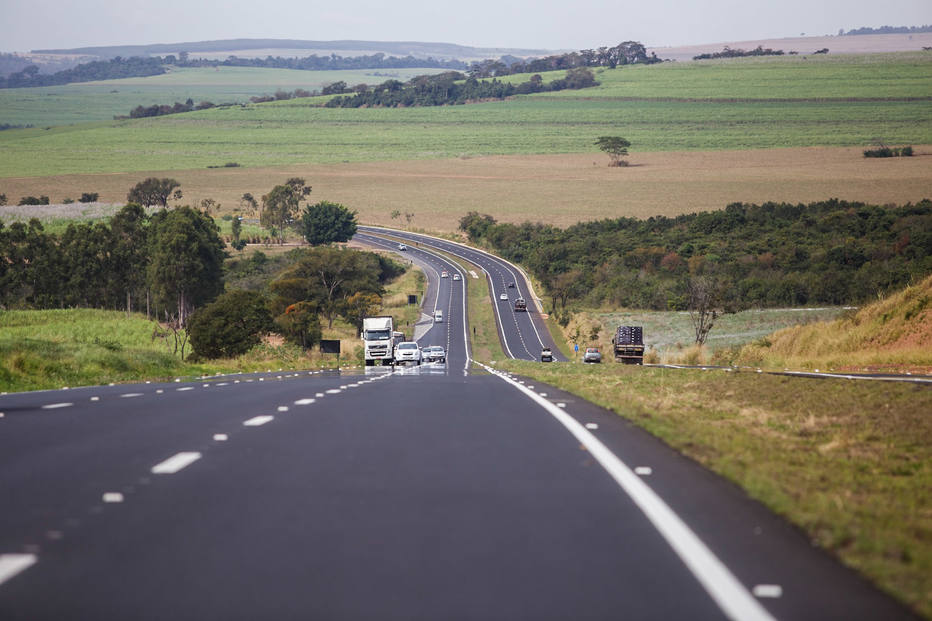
[[0, 246, 426, 392], [1, 53, 929, 177], [498, 275, 932, 616]]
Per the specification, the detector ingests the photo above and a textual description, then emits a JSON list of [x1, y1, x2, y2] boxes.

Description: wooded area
[[460, 199, 932, 311]]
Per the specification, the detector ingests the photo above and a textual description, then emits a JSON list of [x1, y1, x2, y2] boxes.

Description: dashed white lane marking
[[0, 554, 37, 586], [326, 389, 342, 394], [177, 387, 194, 392], [42, 403, 73, 410], [294, 399, 316, 405], [635, 467, 653, 476], [151, 452, 202, 474], [585, 423, 599, 430], [753, 585, 783, 599], [217, 382, 229, 386], [213, 433, 229, 442], [90, 396, 100, 401], [539, 392, 548, 397], [316, 392, 325, 398], [102, 492, 124, 503], [557, 403, 566, 408], [277, 406, 289, 412], [156, 389, 164, 394], [120, 393, 143, 398], [243, 415, 274, 427]]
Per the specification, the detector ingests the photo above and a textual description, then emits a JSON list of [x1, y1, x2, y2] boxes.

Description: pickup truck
[[541, 347, 553, 362]]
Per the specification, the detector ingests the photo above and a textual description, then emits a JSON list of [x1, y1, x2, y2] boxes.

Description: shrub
[[187, 290, 273, 359], [18, 195, 49, 205], [62, 197, 75, 204], [79, 192, 99, 203]]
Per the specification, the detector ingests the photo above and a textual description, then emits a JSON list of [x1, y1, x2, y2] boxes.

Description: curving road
[[358, 226, 568, 362], [0, 235, 919, 620]]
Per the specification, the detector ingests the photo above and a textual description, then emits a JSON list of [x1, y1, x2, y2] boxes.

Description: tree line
[[459, 199, 932, 314], [467, 41, 662, 78], [840, 25, 932, 35], [693, 46, 787, 60], [172, 52, 466, 72], [324, 68, 598, 108], [0, 56, 165, 89]]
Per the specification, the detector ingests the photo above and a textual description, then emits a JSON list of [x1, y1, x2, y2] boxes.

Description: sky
[[2, 0, 930, 53]]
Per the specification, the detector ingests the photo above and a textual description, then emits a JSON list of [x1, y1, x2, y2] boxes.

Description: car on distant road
[[541, 347, 553, 362], [441, 270, 449, 278], [394, 341, 421, 365], [422, 346, 446, 363], [508, 282, 515, 288], [452, 273, 460, 281], [398, 243, 407, 251], [583, 347, 602, 363], [499, 292, 509, 301]]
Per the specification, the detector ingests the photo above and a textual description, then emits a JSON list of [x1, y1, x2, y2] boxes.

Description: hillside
[[29, 39, 555, 62], [734, 274, 932, 372]]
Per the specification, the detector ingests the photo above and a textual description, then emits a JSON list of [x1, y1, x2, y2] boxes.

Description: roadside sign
[[574, 344, 579, 352]]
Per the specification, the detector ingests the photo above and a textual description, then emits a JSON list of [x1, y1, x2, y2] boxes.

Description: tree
[[261, 178, 311, 244], [127, 177, 181, 207], [0, 193, 6, 206], [687, 275, 724, 346], [274, 300, 321, 350], [239, 192, 258, 216], [147, 207, 225, 328], [341, 291, 382, 332], [301, 200, 358, 245], [109, 203, 149, 315], [269, 246, 384, 329], [188, 290, 272, 359], [595, 136, 632, 167]]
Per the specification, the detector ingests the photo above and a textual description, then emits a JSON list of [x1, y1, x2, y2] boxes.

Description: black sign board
[[408, 294, 417, 305], [319, 339, 341, 354]]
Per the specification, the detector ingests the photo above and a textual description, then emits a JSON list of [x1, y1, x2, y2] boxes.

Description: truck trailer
[[612, 325, 644, 364]]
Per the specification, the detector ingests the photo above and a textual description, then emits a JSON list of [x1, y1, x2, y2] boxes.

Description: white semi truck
[[362, 316, 403, 366]]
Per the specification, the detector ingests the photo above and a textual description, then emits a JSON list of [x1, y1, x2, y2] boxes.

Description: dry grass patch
[[3, 146, 930, 232]]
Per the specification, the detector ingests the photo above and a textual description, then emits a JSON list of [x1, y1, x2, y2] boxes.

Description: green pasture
[[570, 52, 932, 100], [0, 66, 447, 128], [1, 96, 928, 177], [0, 53, 930, 177]]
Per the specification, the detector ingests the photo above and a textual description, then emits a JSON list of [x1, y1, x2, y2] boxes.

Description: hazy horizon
[[2, 0, 930, 54]]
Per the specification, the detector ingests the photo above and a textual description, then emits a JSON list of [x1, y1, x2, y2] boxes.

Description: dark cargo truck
[[612, 326, 644, 364]]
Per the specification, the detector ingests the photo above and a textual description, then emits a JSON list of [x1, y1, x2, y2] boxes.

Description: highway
[[358, 226, 568, 362], [0, 237, 920, 620]]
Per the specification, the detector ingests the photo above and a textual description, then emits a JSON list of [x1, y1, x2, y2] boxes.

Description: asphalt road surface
[[0, 235, 919, 620]]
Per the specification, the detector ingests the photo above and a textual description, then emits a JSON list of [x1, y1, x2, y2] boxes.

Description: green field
[[0, 66, 447, 128], [0, 52, 929, 178]]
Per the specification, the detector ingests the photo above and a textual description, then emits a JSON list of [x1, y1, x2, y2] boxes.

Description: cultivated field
[[3, 146, 929, 232], [0, 53, 929, 179], [0, 66, 448, 128]]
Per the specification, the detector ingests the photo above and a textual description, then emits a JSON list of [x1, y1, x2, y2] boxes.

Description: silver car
[[422, 346, 446, 363], [583, 347, 602, 363]]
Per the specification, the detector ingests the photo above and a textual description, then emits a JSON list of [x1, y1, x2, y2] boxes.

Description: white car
[[394, 341, 421, 365], [434, 310, 443, 323], [422, 346, 446, 363], [499, 292, 509, 301], [441, 270, 449, 278], [452, 274, 460, 281], [398, 243, 407, 251]]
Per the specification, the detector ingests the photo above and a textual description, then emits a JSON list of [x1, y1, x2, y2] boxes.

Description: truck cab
[[362, 316, 396, 366], [514, 298, 527, 312]]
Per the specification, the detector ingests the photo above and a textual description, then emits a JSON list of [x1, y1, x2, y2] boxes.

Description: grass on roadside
[[499, 359, 932, 618]]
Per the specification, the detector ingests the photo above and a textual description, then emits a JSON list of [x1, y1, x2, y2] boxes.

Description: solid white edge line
[[483, 364, 776, 621], [0, 554, 37, 586], [151, 451, 202, 474]]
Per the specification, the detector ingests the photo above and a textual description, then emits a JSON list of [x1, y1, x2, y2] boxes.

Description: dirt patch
[[3, 146, 930, 232]]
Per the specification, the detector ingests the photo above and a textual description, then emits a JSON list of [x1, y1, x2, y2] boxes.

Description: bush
[[187, 290, 273, 359], [79, 192, 99, 203], [18, 195, 49, 205], [864, 145, 914, 158]]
